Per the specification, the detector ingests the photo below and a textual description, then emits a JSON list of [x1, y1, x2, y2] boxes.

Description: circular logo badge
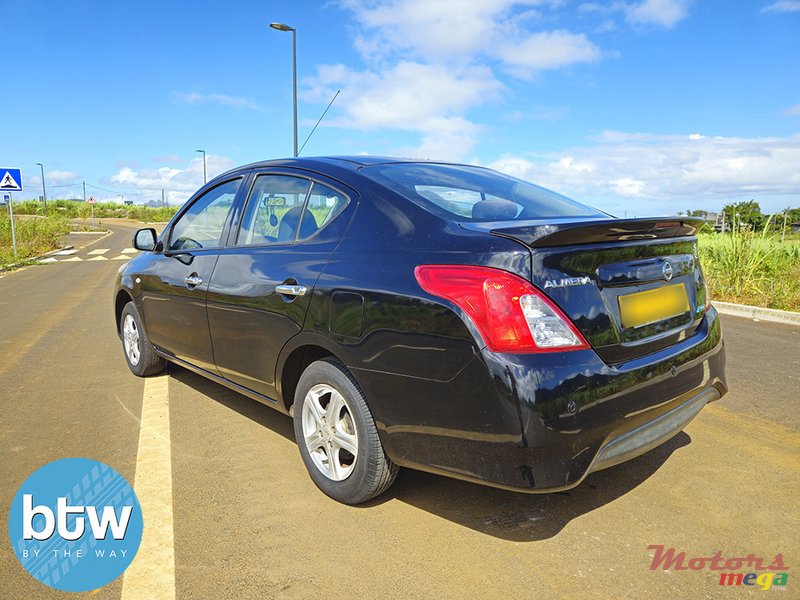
[[662, 262, 674, 281], [7, 458, 143, 593]]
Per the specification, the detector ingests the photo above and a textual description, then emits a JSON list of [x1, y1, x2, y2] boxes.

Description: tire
[[293, 358, 398, 504], [119, 302, 166, 377]]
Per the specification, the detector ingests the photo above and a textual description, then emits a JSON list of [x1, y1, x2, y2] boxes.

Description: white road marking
[[60, 257, 83, 262], [87, 248, 109, 255], [53, 249, 77, 256], [121, 375, 176, 600], [87, 256, 108, 261], [111, 255, 130, 260], [122, 248, 138, 254], [39, 257, 57, 263]]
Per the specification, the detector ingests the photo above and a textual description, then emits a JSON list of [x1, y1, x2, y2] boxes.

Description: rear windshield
[[361, 163, 606, 222]]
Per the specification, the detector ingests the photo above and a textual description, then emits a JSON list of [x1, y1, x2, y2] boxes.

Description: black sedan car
[[115, 156, 726, 504]]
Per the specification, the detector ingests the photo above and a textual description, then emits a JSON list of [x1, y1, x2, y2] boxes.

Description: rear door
[[139, 176, 244, 372], [206, 171, 352, 399]]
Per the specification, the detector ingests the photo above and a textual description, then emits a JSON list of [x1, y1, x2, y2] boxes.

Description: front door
[[139, 176, 244, 372]]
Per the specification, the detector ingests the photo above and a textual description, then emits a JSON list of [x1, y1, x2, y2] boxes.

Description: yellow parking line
[[121, 375, 176, 600]]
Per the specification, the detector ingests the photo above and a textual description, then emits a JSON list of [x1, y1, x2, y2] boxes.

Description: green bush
[[0, 214, 70, 267]]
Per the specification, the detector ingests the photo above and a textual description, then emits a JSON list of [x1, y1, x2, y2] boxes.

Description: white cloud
[[108, 154, 235, 203], [304, 2, 613, 159], [341, 1, 603, 76], [343, 0, 528, 60], [626, 0, 688, 27], [496, 30, 602, 75], [488, 132, 800, 214], [761, 1, 800, 13], [173, 92, 261, 110], [302, 61, 501, 160]]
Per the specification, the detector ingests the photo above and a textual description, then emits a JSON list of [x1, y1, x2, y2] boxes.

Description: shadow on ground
[[168, 364, 691, 542]]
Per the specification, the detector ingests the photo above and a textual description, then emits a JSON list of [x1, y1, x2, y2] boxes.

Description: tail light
[[414, 265, 590, 353]]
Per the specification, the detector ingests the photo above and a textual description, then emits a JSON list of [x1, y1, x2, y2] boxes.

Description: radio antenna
[[298, 90, 340, 156]]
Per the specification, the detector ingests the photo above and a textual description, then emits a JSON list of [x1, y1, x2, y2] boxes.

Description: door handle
[[276, 284, 307, 297], [184, 274, 203, 287]]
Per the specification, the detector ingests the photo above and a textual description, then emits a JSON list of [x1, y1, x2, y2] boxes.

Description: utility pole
[[83, 181, 87, 203], [36, 163, 47, 210], [162, 189, 166, 208], [196, 150, 207, 184]]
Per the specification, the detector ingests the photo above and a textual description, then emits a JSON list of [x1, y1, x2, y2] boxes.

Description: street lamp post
[[195, 149, 207, 184], [36, 162, 47, 210], [269, 22, 298, 157]]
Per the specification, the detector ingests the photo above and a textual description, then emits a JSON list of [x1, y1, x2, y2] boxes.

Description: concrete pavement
[[1, 223, 797, 598]]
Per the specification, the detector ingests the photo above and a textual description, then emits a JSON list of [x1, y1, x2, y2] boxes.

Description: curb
[[0, 245, 75, 272], [68, 230, 110, 235], [714, 301, 800, 326]]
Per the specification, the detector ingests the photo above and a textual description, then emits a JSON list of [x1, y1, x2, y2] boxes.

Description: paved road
[[1, 221, 798, 599]]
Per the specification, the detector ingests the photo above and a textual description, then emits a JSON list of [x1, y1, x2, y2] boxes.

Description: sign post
[[4, 193, 16, 257], [87, 195, 96, 228], [1, 168, 23, 258]]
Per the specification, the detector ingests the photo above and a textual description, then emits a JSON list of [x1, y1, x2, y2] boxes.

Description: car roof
[[229, 155, 468, 173]]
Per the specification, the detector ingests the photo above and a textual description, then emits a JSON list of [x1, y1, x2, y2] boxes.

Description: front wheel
[[293, 358, 398, 504], [119, 302, 166, 377]]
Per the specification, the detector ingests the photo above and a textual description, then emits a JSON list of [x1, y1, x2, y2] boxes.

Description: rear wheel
[[293, 358, 398, 504], [120, 302, 166, 377]]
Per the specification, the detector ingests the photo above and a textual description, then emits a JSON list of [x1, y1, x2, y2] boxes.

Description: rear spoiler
[[486, 217, 705, 248]]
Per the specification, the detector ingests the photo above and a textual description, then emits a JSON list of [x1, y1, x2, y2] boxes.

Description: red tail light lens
[[414, 265, 590, 353]]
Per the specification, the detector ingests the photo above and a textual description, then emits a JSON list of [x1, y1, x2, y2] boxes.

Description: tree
[[722, 200, 764, 230]]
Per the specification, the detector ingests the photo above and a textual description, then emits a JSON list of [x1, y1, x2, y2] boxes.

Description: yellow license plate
[[618, 283, 690, 328]]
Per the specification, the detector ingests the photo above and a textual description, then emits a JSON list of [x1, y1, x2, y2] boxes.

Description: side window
[[304, 182, 348, 236], [234, 175, 308, 245], [236, 176, 349, 246], [169, 179, 241, 250]]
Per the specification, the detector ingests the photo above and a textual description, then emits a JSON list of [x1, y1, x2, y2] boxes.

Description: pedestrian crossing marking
[[61, 257, 82, 262], [54, 249, 77, 256], [87, 248, 110, 255], [121, 248, 138, 254], [111, 255, 129, 260], [87, 256, 108, 261], [39, 257, 57, 263]]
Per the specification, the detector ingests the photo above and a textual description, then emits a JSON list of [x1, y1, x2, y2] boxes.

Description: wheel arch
[[114, 289, 134, 334], [277, 334, 350, 415]]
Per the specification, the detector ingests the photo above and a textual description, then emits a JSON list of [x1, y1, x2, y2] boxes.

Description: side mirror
[[133, 228, 158, 251]]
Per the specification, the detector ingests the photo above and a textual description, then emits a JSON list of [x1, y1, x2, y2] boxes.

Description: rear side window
[[361, 163, 605, 222], [236, 176, 348, 246], [168, 178, 241, 250]]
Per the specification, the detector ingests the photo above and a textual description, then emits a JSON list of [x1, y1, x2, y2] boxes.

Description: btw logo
[[8, 458, 143, 593], [23, 494, 133, 541]]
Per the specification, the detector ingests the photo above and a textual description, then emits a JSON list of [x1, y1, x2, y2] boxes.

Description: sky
[[1, 0, 798, 216]]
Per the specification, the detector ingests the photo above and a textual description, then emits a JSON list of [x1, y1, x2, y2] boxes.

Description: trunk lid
[[462, 217, 710, 363]]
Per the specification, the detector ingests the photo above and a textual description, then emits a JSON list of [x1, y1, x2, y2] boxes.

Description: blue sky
[[2, 0, 798, 215]]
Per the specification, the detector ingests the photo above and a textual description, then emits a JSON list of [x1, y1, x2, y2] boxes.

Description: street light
[[196, 149, 207, 184], [269, 21, 298, 157], [36, 162, 47, 210]]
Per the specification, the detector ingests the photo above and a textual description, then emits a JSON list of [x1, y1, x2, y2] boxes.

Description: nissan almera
[[114, 156, 727, 504]]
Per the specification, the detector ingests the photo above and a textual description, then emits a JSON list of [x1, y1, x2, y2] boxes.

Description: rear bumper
[[589, 385, 720, 474], [357, 307, 726, 493]]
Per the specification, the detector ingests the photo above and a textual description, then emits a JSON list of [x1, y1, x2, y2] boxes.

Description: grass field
[[10, 199, 179, 223], [0, 214, 70, 267], [698, 229, 800, 311]]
